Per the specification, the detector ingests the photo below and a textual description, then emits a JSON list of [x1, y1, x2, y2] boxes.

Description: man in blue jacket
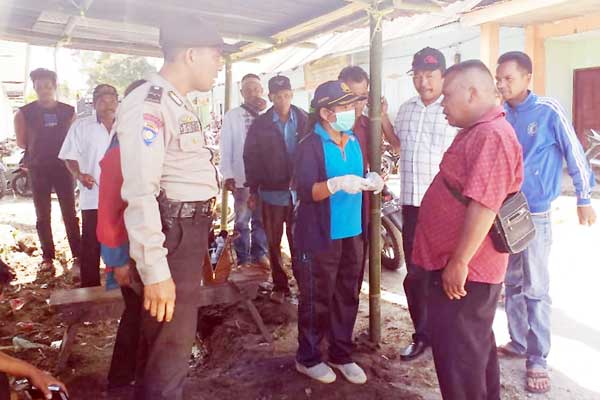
[[495, 51, 596, 394]]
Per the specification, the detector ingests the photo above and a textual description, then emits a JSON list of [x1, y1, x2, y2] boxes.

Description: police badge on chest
[[179, 115, 201, 135]]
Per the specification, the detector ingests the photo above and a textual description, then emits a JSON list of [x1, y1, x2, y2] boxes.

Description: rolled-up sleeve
[[117, 93, 171, 285]]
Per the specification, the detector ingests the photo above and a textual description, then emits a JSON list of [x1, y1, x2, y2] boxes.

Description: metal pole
[[220, 57, 232, 231], [368, 0, 383, 344]]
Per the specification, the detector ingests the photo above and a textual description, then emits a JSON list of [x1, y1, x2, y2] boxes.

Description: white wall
[[0, 87, 14, 140]]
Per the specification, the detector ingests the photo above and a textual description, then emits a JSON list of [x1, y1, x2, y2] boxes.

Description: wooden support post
[[221, 57, 233, 231], [480, 22, 500, 71], [525, 25, 546, 95], [368, 0, 382, 345], [56, 324, 79, 372]]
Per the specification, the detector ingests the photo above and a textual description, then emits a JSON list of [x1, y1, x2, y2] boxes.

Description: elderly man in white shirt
[[59, 84, 117, 287], [219, 74, 269, 268], [387, 47, 458, 362]]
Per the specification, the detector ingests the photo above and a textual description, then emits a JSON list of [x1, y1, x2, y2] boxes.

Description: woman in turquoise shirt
[[293, 80, 383, 385]]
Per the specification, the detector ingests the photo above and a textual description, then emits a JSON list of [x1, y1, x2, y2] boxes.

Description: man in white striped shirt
[[219, 74, 269, 269], [391, 47, 457, 361], [496, 51, 596, 394]]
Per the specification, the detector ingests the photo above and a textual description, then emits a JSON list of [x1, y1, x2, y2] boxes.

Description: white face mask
[[330, 109, 356, 132]]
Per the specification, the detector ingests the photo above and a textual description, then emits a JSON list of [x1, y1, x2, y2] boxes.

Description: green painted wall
[[546, 36, 600, 121]]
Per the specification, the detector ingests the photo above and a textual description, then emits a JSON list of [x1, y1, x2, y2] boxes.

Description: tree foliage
[[80, 52, 157, 95]]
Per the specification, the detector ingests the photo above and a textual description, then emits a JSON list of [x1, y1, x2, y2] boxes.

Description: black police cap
[[159, 17, 235, 53]]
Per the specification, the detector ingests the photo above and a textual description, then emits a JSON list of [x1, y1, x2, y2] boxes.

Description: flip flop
[[497, 343, 526, 358], [526, 369, 551, 394]]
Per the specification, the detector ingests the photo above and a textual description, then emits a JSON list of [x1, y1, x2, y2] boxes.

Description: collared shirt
[[219, 105, 258, 188], [260, 109, 297, 206], [394, 96, 457, 207], [58, 114, 111, 210], [116, 73, 219, 285], [412, 107, 524, 284], [314, 122, 363, 240]]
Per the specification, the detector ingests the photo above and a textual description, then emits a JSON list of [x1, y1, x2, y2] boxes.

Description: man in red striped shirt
[[412, 60, 523, 399]]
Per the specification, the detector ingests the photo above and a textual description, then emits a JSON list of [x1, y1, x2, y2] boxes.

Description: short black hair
[[124, 79, 147, 97], [338, 66, 369, 85], [241, 73, 260, 83], [497, 51, 532, 74], [29, 68, 57, 85], [444, 59, 493, 80], [93, 84, 118, 103]]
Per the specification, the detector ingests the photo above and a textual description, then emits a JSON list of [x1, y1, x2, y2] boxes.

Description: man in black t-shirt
[[14, 68, 81, 272]]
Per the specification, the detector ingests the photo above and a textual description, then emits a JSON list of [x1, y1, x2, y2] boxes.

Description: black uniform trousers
[[108, 286, 142, 387], [80, 209, 101, 287], [29, 164, 80, 261], [294, 235, 364, 367], [401, 205, 431, 344], [134, 213, 210, 400], [428, 271, 502, 400], [262, 202, 293, 293]]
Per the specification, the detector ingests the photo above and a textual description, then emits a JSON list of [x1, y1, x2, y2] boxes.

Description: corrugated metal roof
[[0, 0, 459, 59]]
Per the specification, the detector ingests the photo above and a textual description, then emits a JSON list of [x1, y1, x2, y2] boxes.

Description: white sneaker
[[295, 361, 337, 384], [328, 362, 367, 384]]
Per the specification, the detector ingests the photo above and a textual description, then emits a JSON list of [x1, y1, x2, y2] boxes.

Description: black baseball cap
[[268, 75, 292, 94], [408, 47, 446, 73], [310, 80, 366, 109], [93, 84, 118, 103], [159, 17, 236, 53]]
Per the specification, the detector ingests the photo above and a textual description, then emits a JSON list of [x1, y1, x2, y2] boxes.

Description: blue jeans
[[504, 212, 552, 369], [233, 188, 268, 265]]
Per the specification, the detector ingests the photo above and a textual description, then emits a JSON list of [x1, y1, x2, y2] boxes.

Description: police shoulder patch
[[142, 113, 163, 145], [145, 86, 163, 104]]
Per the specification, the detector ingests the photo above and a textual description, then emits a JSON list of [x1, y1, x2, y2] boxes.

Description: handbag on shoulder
[[443, 178, 536, 254]]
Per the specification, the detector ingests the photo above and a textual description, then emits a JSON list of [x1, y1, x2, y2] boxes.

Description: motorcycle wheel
[[0, 170, 7, 199], [585, 146, 600, 184], [12, 171, 32, 197], [381, 217, 405, 271]]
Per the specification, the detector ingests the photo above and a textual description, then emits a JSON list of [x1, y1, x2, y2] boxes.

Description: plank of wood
[[50, 278, 262, 310]]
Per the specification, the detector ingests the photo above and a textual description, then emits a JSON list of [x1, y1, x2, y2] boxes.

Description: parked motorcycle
[[381, 185, 404, 271], [585, 128, 600, 184], [381, 142, 400, 177], [9, 152, 32, 197], [0, 152, 31, 199]]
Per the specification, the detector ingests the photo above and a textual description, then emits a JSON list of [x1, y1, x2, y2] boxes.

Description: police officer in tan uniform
[[115, 17, 225, 400]]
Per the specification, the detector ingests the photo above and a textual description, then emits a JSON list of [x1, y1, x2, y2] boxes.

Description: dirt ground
[[0, 195, 599, 400]]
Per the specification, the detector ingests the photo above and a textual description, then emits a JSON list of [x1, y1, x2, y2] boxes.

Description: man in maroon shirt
[[412, 60, 523, 399]]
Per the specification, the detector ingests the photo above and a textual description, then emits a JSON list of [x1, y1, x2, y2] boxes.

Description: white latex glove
[[327, 175, 371, 194], [365, 172, 385, 194]]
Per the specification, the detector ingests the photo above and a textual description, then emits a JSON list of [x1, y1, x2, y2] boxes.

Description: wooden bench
[[49, 270, 271, 372]]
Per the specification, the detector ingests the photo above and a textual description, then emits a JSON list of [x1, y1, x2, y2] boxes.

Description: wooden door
[[573, 67, 600, 147]]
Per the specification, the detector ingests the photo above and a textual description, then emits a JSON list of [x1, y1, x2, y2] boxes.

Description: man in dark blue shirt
[[243, 75, 308, 303], [14, 68, 81, 274]]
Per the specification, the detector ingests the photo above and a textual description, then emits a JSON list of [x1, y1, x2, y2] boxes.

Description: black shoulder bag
[[443, 179, 536, 254]]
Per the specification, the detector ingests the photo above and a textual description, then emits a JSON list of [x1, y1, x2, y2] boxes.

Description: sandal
[[497, 343, 526, 358], [526, 369, 551, 394]]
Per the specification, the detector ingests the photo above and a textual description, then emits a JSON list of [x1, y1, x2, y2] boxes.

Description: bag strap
[[442, 178, 469, 206]]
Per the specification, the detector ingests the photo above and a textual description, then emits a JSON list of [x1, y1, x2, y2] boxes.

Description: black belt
[[159, 197, 216, 219]]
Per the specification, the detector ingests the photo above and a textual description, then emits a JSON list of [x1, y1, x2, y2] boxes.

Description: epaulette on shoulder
[[145, 85, 163, 104]]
